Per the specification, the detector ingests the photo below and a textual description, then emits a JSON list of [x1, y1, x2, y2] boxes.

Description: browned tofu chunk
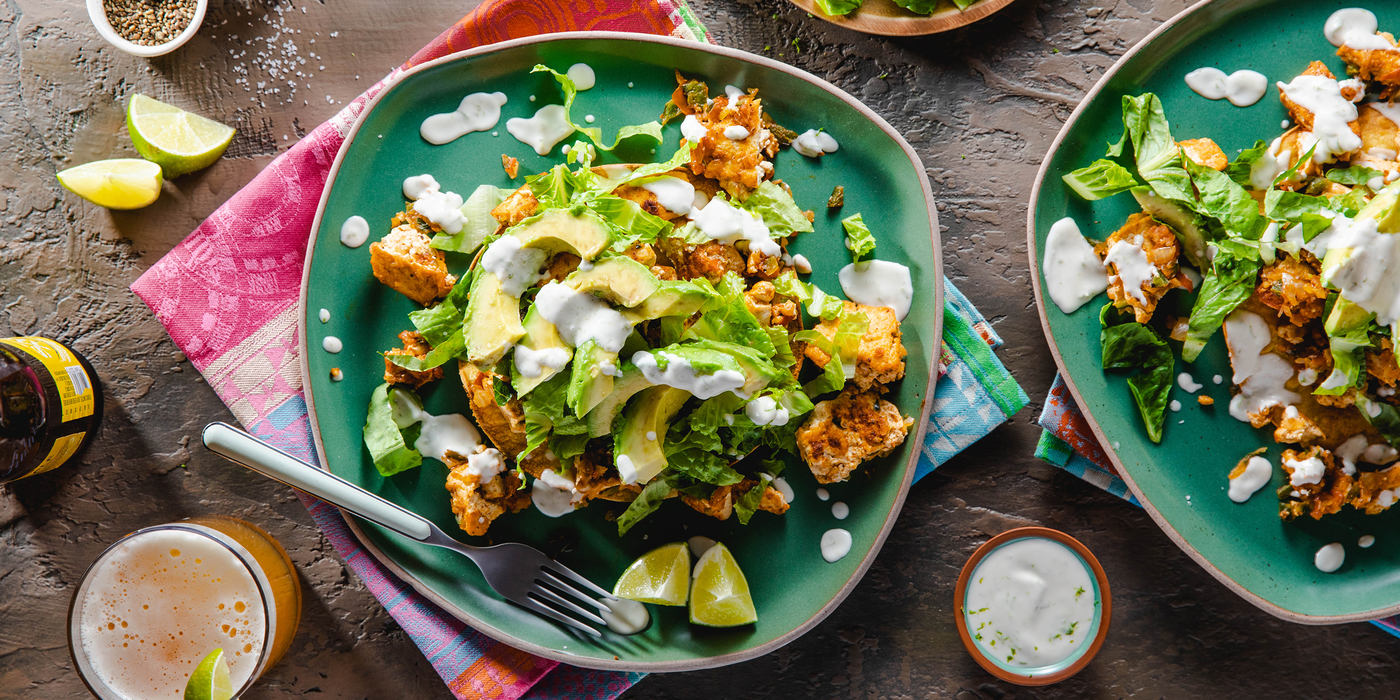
[[369, 225, 456, 305], [1179, 138, 1228, 171], [444, 448, 530, 536], [1255, 255, 1326, 327], [383, 330, 443, 388], [686, 92, 779, 200], [682, 484, 734, 520], [1278, 446, 1353, 521], [803, 302, 906, 391], [796, 387, 910, 484], [1338, 32, 1400, 88], [491, 186, 538, 228], [659, 238, 747, 284], [1353, 464, 1400, 514], [1368, 338, 1400, 387], [1094, 213, 1186, 324], [1357, 103, 1400, 157], [501, 154, 519, 179], [1277, 62, 1363, 162]]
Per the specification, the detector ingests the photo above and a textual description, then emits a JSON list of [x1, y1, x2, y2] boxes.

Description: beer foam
[[79, 529, 266, 699]]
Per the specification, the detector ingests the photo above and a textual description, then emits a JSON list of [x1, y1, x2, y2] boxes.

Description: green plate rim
[[1026, 0, 1400, 624], [296, 31, 945, 670]]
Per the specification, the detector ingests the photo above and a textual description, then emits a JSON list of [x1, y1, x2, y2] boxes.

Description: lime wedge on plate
[[56, 159, 162, 209], [612, 542, 690, 606], [183, 648, 233, 700], [127, 94, 236, 177], [689, 542, 757, 627]]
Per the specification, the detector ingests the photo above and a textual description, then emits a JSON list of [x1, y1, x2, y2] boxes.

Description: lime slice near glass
[[127, 94, 236, 177], [183, 648, 233, 700], [56, 159, 163, 209], [612, 541, 690, 606], [689, 542, 757, 627]]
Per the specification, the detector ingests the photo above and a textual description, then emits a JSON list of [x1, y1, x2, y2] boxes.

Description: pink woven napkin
[[131, 1, 706, 697]]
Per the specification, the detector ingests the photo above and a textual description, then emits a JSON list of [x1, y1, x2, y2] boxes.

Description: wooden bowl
[[953, 527, 1111, 686], [788, 0, 1017, 37]]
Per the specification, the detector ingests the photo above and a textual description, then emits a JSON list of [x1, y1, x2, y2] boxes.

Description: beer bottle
[[0, 337, 102, 484]]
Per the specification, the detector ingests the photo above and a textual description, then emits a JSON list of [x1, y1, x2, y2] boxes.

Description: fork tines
[[526, 564, 614, 637]]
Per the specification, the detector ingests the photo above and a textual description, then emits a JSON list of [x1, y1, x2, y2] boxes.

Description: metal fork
[[202, 422, 647, 637]]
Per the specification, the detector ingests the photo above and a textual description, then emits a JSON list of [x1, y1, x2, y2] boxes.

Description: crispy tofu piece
[[686, 92, 779, 200], [383, 330, 443, 388], [492, 186, 538, 228], [682, 484, 734, 520], [1353, 464, 1400, 514], [758, 484, 790, 514], [1274, 405, 1323, 445], [803, 302, 906, 391], [1179, 138, 1228, 171], [445, 450, 531, 536], [1338, 32, 1400, 87], [1278, 446, 1353, 521], [1367, 338, 1400, 387], [572, 451, 634, 503], [502, 154, 519, 179], [1093, 213, 1186, 324], [457, 361, 560, 479], [1256, 255, 1327, 327], [796, 387, 910, 484], [1357, 104, 1400, 157], [611, 169, 708, 221], [1277, 62, 1363, 162], [369, 225, 457, 305], [659, 238, 747, 284]]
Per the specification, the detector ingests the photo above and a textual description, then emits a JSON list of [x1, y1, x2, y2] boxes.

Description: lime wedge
[[183, 648, 233, 700], [127, 94, 236, 177], [689, 542, 757, 627], [56, 159, 162, 209], [612, 542, 690, 606]]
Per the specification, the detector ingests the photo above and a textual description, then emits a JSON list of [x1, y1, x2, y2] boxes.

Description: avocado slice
[[511, 306, 572, 398], [1132, 186, 1211, 268], [586, 363, 649, 437], [614, 386, 692, 485], [464, 271, 525, 366], [1325, 296, 1373, 336], [511, 208, 612, 259], [565, 256, 660, 308], [622, 279, 713, 323], [567, 339, 619, 418]]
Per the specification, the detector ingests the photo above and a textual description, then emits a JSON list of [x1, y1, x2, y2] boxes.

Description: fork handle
[[203, 422, 433, 541]]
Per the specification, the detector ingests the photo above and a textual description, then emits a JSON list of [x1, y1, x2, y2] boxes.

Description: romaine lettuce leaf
[[532, 65, 664, 152], [363, 383, 423, 476], [741, 181, 815, 236], [842, 213, 876, 263], [1062, 159, 1138, 201], [385, 330, 466, 372], [733, 474, 773, 525], [1181, 252, 1260, 362], [617, 472, 678, 535], [797, 306, 869, 398], [665, 429, 745, 486], [816, 0, 862, 15], [1224, 140, 1270, 190], [1314, 326, 1371, 396], [1184, 154, 1265, 239], [772, 271, 844, 320], [520, 372, 587, 461], [1100, 304, 1173, 443], [1326, 166, 1383, 186], [431, 184, 506, 254]]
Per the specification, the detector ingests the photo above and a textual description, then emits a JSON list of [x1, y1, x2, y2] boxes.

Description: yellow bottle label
[[31, 432, 86, 476], [0, 337, 95, 423]]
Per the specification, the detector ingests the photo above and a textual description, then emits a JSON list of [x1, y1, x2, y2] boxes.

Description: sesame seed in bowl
[[86, 0, 209, 58]]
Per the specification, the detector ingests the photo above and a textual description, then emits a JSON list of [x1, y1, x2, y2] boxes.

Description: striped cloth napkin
[[1034, 374, 1400, 639], [130, 0, 1025, 695]]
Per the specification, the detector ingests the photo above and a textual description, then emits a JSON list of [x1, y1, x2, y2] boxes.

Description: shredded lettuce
[[1099, 304, 1173, 443], [1359, 396, 1400, 449], [593, 143, 695, 192], [590, 194, 673, 250], [1183, 154, 1265, 239], [532, 65, 664, 152], [430, 184, 505, 254], [617, 472, 677, 535], [385, 331, 466, 372], [520, 372, 587, 461], [664, 428, 745, 486], [1326, 165, 1383, 186], [797, 306, 868, 398], [773, 271, 844, 320], [842, 213, 876, 263], [1062, 159, 1138, 201], [1264, 190, 1333, 242], [741, 181, 815, 236], [733, 474, 773, 525], [817, 0, 862, 15], [1181, 252, 1261, 362], [1224, 140, 1270, 190], [363, 383, 423, 476], [407, 279, 471, 348]]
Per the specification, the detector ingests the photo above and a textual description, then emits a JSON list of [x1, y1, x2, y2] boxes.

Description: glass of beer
[[67, 516, 302, 699]]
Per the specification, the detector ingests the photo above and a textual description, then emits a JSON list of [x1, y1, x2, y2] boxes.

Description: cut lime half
[[612, 541, 690, 606], [56, 159, 162, 209], [127, 94, 236, 177], [689, 542, 757, 627], [183, 648, 233, 700]]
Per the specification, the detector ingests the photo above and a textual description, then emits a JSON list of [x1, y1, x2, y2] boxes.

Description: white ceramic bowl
[[86, 0, 208, 58]]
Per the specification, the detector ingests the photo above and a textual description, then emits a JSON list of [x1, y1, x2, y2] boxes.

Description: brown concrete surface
[[0, 0, 1394, 698]]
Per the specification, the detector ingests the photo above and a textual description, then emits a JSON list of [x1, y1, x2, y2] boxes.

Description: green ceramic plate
[[1029, 0, 1400, 623], [299, 33, 943, 670]]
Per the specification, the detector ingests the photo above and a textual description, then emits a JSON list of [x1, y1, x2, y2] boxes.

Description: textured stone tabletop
[[1, 0, 1395, 698]]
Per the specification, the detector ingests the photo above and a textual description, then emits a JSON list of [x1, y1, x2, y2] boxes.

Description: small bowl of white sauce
[[955, 527, 1111, 686]]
